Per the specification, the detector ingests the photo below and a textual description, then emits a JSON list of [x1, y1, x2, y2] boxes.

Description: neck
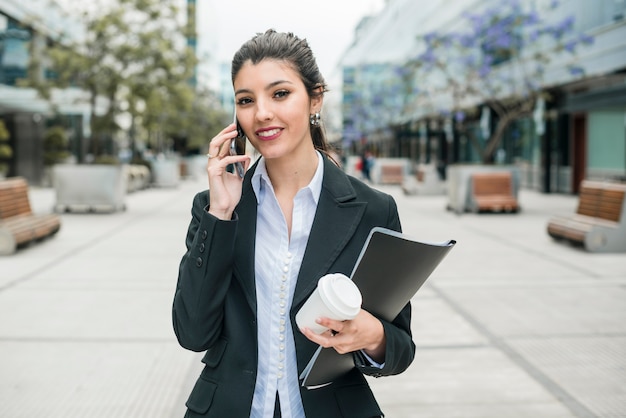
[[266, 148, 319, 195]]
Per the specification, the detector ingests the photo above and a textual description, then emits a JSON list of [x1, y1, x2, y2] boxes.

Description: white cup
[[296, 273, 362, 334]]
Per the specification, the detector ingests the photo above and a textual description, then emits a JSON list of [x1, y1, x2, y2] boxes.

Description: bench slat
[[0, 177, 33, 219], [547, 180, 626, 251], [380, 165, 404, 185], [0, 177, 61, 254], [471, 172, 519, 213]]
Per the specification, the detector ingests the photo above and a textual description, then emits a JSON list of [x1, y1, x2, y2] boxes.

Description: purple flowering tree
[[408, 0, 593, 163], [342, 63, 413, 146]]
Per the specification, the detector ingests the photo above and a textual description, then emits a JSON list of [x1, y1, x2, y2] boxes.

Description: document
[[299, 226, 456, 388]]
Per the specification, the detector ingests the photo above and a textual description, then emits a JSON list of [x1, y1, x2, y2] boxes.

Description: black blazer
[[173, 156, 415, 417]]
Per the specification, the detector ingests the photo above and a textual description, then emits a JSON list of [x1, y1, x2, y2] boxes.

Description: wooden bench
[[380, 165, 404, 185], [547, 180, 626, 252], [0, 177, 61, 255], [469, 171, 519, 213]]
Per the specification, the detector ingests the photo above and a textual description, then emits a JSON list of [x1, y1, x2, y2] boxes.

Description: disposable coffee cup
[[296, 273, 362, 334]]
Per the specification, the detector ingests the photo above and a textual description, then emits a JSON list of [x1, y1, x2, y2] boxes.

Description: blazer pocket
[[186, 377, 217, 414], [201, 337, 227, 368], [334, 383, 382, 418]]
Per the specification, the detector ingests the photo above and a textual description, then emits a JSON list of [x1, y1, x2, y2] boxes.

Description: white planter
[[371, 157, 411, 185], [150, 159, 180, 188], [403, 163, 447, 196], [53, 164, 128, 213], [126, 164, 151, 193], [447, 164, 520, 214], [184, 155, 208, 180]]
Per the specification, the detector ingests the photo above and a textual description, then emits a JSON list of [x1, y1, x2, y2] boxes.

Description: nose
[[254, 99, 273, 122]]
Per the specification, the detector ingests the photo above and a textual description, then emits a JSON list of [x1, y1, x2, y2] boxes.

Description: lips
[[256, 128, 282, 141]]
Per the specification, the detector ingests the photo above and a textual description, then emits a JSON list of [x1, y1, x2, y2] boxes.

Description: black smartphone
[[230, 112, 246, 178]]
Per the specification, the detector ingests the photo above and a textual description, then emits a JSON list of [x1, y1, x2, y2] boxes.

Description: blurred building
[[341, 0, 626, 193], [0, 0, 91, 184]]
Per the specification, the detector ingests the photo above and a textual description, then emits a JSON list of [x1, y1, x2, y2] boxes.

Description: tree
[[0, 120, 12, 176], [43, 126, 70, 166], [342, 64, 413, 146], [407, 0, 593, 163], [26, 0, 201, 161]]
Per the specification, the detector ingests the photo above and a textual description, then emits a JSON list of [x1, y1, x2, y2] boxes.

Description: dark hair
[[231, 29, 332, 157]]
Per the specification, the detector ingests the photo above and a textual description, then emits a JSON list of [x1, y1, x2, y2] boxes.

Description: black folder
[[299, 227, 456, 388]]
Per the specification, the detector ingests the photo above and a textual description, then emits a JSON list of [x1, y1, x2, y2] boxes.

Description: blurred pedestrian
[[361, 150, 374, 182], [172, 29, 415, 418]]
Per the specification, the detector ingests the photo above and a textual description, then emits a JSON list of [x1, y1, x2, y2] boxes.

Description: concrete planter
[[150, 159, 180, 188], [447, 164, 520, 214], [126, 164, 151, 193], [402, 163, 447, 196], [52, 164, 128, 213], [184, 155, 208, 180]]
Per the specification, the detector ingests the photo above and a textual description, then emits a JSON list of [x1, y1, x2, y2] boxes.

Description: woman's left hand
[[300, 309, 386, 363]]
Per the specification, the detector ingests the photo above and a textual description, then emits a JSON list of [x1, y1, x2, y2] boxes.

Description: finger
[[315, 317, 345, 334], [215, 155, 251, 173], [208, 124, 239, 158], [301, 327, 355, 354], [243, 154, 252, 171], [301, 326, 328, 341], [299, 326, 321, 343]]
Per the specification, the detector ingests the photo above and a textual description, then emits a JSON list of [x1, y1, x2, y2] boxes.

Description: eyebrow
[[234, 79, 294, 96]]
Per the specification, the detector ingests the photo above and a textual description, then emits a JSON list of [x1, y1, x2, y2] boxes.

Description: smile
[[256, 128, 282, 140]]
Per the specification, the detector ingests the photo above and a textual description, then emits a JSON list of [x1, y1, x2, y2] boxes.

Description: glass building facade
[[341, 0, 626, 193]]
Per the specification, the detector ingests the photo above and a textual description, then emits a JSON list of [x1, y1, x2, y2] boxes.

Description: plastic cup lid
[[318, 273, 362, 319]]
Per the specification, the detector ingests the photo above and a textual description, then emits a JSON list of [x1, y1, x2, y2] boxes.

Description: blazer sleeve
[[355, 193, 416, 378], [172, 191, 237, 352]]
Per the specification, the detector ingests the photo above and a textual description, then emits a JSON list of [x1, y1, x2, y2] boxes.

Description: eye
[[274, 90, 290, 99], [236, 97, 252, 106]]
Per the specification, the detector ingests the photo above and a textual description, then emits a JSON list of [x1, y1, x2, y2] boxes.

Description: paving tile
[[0, 180, 624, 418]]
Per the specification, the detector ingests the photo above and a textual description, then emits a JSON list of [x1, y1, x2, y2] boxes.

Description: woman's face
[[233, 59, 321, 162]]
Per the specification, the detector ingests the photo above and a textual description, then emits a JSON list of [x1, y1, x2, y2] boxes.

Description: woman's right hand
[[206, 123, 251, 220]]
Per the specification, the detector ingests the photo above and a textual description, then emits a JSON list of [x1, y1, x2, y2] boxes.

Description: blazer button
[[195, 257, 203, 267], [201, 230, 208, 239], [199, 243, 205, 253]]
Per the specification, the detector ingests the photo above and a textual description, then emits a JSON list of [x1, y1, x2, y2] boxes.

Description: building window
[[0, 16, 32, 86]]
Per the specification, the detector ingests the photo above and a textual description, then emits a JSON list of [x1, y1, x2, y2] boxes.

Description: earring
[[310, 112, 321, 127]]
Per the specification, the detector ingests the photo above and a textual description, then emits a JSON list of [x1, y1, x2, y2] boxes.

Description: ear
[[310, 85, 324, 113]]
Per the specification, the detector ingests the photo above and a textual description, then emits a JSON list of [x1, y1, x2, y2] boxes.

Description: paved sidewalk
[[0, 175, 625, 417]]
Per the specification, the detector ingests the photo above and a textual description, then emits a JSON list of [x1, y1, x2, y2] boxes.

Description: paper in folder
[[299, 227, 456, 388]]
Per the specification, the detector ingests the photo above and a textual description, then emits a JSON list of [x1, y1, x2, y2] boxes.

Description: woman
[[173, 29, 415, 418]]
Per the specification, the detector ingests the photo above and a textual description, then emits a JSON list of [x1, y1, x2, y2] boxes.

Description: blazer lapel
[[233, 168, 258, 313], [292, 157, 367, 309]]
